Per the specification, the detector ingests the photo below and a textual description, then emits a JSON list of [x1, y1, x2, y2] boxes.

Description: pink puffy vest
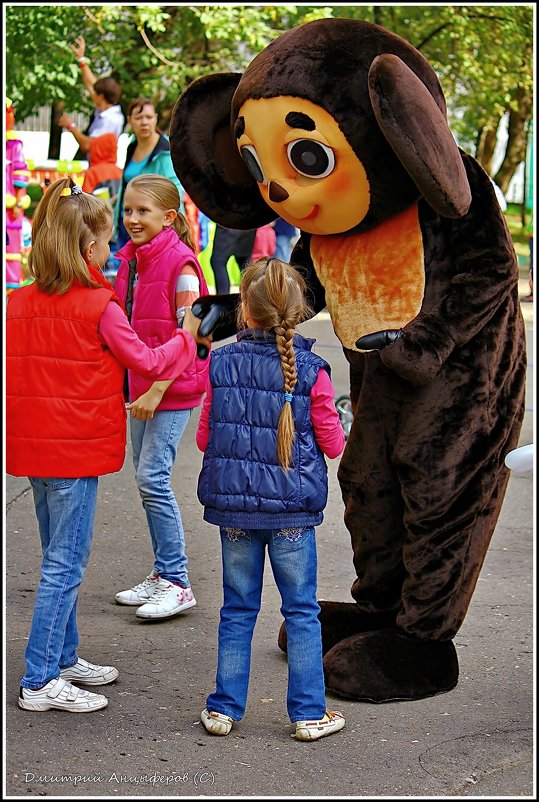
[[114, 227, 210, 409]]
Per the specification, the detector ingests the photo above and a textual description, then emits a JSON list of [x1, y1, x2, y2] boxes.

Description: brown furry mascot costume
[[170, 18, 526, 702]]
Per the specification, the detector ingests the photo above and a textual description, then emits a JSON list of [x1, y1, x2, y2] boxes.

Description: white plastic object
[[504, 444, 534, 474]]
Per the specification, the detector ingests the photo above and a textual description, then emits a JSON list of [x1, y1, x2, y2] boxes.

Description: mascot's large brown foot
[[323, 629, 458, 702], [277, 601, 396, 655]]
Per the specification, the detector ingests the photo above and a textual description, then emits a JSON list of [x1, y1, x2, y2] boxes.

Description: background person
[[58, 35, 124, 157], [251, 222, 276, 261], [81, 132, 122, 200], [210, 224, 257, 294], [274, 217, 299, 262], [112, 98, 185, 255]]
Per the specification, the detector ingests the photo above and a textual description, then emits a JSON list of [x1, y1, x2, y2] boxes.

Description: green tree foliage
[[5, 5, 333, 123], [6, 4, 533, 188], [361, 5, 533, 192]]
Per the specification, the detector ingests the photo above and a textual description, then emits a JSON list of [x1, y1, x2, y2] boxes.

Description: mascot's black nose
[[268, 181, 289, 202]]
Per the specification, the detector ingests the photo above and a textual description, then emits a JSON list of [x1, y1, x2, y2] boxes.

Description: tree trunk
[[493, 90, 532, 194], [373, 6, 385, 26], [476, 122, 499, 175], [48, 100, 64, 160]]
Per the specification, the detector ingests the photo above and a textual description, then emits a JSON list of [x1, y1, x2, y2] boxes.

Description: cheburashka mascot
[[170, 18, 526, 702]]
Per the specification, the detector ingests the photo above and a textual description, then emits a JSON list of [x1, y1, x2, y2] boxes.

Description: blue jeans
[[22, 477, 98, 689], [275, 234, 296, 263], [206, 526, 326, 723], [130, 409, 192, 586]]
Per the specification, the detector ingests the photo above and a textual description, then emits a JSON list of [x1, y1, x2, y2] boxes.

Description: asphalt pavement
[[3, 286, 535, 800]]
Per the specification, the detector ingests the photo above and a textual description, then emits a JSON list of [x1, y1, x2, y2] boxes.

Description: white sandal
[[294, 709, 346, 741], [200, 708, 234, 736]]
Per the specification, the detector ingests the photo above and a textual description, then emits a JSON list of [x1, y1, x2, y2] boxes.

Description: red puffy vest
[[6, 282, 126, 478]]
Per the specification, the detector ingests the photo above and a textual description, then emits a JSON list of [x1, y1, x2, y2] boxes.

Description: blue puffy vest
[[198, 330, 331, 528]]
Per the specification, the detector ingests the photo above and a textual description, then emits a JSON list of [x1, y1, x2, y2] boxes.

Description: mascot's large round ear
[[369, 54, 471, 218], [170, 73, 276, 228]]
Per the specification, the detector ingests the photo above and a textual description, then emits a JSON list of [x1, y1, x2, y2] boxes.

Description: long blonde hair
[[125, 174, 195, 251], [28, 178, 112, 295], [239, 257, 313, 471]]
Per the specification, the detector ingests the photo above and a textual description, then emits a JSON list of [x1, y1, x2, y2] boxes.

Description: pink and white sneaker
[[136, 581, 197, 620]]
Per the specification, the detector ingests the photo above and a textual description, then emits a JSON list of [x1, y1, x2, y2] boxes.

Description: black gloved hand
[[355, 329, 403, 351], [192, 294, 240, 359]]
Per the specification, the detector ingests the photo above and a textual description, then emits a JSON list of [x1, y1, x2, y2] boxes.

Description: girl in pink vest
[[113, 174, 211, 620], [7, 178, 208, 713]]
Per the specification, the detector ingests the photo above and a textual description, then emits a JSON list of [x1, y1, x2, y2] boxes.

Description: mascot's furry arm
[[377, 155, 519, 384]]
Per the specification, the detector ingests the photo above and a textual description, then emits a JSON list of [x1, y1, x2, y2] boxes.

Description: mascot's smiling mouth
[[299, 205, 319, 221]]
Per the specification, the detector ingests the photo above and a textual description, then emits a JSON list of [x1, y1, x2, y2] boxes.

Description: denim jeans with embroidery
[[22, 476, 98, 689], [130, 409, 192, 586], [206, 526, 326, 722]]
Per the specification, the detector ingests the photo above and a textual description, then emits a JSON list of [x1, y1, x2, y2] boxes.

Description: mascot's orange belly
[[311, 204, 425, 351]]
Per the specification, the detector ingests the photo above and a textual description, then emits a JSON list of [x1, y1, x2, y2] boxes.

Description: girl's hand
[[182, 307, 212, 353], [126, 387, 165, 420]]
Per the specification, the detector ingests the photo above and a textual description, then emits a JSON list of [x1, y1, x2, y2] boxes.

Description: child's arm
[[310, 369, 346, 458], [57, 116, 93, 155], [127, 268, 203, 420], [99, 302, 209, 380], [126, 380, 172, 420], [175, 261, 200, 325], [196, 379, 213, 451]]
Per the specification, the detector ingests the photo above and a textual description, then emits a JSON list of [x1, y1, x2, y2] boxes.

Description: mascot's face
[[236, 96, 370, 235], [170, 19, 471, 232]]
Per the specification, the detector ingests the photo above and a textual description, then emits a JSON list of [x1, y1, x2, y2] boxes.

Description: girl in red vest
[[6, 177, 209, 713], [113, 174, 210, 620]]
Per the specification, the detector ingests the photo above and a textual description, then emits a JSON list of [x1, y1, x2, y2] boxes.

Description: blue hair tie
[[284, 392, 293, 403]]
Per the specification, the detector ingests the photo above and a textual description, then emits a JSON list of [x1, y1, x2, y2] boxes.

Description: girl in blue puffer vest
[[196, 257, 346, 742]]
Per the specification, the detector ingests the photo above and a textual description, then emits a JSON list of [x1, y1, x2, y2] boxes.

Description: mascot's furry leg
[[326, 347, 523, 702]]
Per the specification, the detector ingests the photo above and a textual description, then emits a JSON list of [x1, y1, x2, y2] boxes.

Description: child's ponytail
[[173, 212, 195, 252]]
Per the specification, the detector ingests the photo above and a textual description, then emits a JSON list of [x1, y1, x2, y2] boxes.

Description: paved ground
[[3, 285, 534, 799]]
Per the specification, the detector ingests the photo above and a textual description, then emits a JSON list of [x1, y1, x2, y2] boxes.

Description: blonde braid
[[275, 321, 297, 470], [240, 257, 314, 471]]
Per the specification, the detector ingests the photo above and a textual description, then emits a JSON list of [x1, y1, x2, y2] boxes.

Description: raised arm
[[57, 115, 93, 155], [70, 35, 98, 99]]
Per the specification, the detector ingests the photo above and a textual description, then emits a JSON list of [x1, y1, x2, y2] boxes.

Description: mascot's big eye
[[240, 145, 267, 185], [286, 139, 335, 178]]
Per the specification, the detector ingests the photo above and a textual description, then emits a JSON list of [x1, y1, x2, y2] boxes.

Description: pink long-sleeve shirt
[[98, 300, 196, 378], [196, 365, 345, 458]]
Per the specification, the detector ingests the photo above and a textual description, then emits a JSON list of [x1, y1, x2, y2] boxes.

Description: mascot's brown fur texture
[[170, 18, 526, 702]]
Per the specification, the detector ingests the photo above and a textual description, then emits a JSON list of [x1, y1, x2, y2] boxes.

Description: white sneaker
[[294, 710, 346, 741], [135, 580, 197, 620], [200, 708, 234, 736], [115, 568, 160, 605], [60, 657, 118, 686], [19, 677, 108, 713]]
